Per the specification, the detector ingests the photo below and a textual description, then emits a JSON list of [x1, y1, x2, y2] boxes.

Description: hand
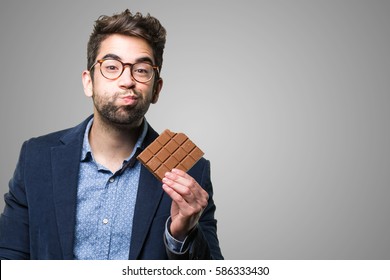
[[162, 168, 209, 241]]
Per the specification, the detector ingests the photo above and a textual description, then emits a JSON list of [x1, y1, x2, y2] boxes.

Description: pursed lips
[[119, 93, 138, 105]]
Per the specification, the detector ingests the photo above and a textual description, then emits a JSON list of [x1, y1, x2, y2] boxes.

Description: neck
[[88, 114, 144, 172]]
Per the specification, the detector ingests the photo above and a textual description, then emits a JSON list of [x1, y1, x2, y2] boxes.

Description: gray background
[[1, 0, 389, 259]]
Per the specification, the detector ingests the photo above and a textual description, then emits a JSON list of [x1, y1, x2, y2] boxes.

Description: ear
[[151, 78, 163, 104], [82, 70, 93, 97]]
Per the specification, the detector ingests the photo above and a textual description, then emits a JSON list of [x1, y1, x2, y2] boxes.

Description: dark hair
[[87, 9, 166, 77]]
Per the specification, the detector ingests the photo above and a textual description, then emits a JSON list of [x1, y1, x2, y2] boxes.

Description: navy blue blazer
[[0, 116, 223, 260]]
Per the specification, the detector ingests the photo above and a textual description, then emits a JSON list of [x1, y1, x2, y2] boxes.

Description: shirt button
[[109, 177, 115, 183], [102, 218, 109, 224]]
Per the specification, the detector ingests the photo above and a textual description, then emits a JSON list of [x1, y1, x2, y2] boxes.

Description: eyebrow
[[101, 53, 155, 65], [101, 53, 121, 60]]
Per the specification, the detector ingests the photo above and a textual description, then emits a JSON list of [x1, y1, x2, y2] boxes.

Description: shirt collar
[[80, 117, 149, 164]]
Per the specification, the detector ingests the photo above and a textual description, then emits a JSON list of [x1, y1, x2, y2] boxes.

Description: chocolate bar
[[137, 129, 204, 181]]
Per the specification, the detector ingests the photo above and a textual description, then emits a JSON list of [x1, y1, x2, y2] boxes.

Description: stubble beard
[[93, 91, 152, 127]]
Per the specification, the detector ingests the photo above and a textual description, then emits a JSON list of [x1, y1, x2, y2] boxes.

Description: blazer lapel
[[128, 166, 164, 259], [51, 117, 90, 259], [129, 124, 165, 259]]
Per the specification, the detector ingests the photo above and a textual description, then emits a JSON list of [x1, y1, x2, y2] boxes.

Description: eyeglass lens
[[100, 59, 155, 82]]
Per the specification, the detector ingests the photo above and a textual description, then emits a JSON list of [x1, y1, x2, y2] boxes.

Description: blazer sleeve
[[164, 160, 223, 260], [0, 141, 30, 259]]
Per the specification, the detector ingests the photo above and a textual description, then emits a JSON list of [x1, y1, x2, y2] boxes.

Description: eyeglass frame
[[89, 58, 160, 83]]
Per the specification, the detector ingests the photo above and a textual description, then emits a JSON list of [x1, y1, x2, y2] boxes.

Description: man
[[0, 9, 223, 260]]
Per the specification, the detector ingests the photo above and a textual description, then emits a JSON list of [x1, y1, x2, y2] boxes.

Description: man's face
[[83, 34, 162, 127]]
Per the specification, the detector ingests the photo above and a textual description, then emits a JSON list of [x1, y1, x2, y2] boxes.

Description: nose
[[118, 65, 136, 88]]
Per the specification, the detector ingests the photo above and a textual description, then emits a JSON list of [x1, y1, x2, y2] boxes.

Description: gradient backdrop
[[1, 0, 389, 259]]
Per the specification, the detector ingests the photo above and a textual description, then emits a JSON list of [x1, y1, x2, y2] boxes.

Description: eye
[[133, 63, 152, 76], [135, 68, 148, 73], [104, 64, 120, 72], [107, 65, 118, 71], [101, 60, 122, 73]]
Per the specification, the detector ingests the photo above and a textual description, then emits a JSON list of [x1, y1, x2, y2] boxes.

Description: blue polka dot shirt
[[73, 118, 147, 259]]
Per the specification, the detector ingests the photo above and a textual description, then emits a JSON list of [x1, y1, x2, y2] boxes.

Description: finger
[[163, 183, 205, 220], [163, 170, 194, 192], [171, 168, 191, 179], [162, 184, 191, 212], [163, 171, 193, 195], [164, 169, 191, 187], [172, 170, 209, 203], [164, 170, 209, 206]]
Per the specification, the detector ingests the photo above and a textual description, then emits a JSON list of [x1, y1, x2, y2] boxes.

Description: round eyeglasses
[[90, 59, 159, 83]]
